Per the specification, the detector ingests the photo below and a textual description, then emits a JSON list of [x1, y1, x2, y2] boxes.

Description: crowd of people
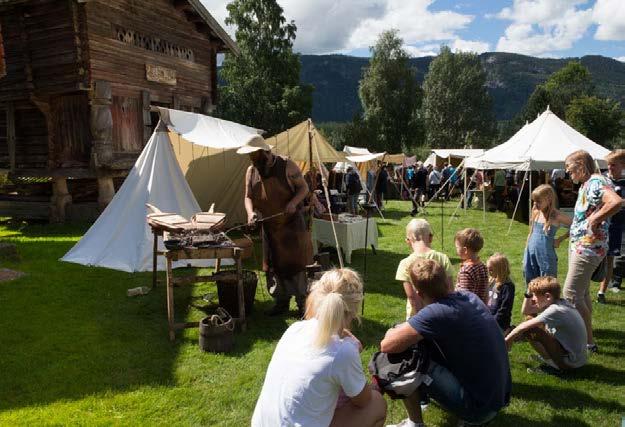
[[241, 143, 625, 426]]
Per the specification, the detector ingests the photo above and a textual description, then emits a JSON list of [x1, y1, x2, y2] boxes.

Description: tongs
[[223, 211, 285, 236]]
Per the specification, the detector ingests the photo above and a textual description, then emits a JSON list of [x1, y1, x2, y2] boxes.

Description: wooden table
[[164, 245, 245, 341], [148, 227, 223, 289]]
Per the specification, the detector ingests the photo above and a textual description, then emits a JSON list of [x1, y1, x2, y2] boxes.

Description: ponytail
[[307, 268, 363, 349], [313, 292, 348, 348]]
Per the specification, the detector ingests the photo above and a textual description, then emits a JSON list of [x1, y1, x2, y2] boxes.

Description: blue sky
[[202, 0, 625, 60]]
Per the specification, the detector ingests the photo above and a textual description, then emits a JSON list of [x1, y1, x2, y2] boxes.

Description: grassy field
[[1, 200, 624, 426]]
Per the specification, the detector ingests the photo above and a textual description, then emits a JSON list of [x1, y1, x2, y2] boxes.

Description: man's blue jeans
[[421, 361, 499, 425]]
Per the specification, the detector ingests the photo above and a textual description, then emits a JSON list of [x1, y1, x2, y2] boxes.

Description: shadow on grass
[[492, 413, 591, 427], [566, 362, 625, 386], [0, 238, 194, 412], [512, 382, 625, 413]]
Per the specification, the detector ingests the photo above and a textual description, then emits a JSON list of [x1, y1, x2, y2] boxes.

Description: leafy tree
[[523, 61, 594, 120], [422, 46, 495, 148], [566, 96, 624, 146], [217, 0, 313, 135], [358, 30, 424, 153]]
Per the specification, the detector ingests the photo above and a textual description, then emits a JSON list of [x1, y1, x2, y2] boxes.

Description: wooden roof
[[0, 0, 239, 54]]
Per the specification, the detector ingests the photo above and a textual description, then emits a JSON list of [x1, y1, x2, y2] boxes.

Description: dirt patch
[[0, 268, 25, 282]]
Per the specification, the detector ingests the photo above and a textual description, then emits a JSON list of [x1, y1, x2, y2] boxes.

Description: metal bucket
[[199, 308, 234, 353]]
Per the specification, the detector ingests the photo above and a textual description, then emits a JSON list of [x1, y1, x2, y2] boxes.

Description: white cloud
[[404, 45, 440, 57], [201, 0, 475, 55], [451, 39, 490, 53], [494, 0, 594, 56], [593, 0, 625, 40], [616, 56, 625, 62], [346, 0, 473, 51]]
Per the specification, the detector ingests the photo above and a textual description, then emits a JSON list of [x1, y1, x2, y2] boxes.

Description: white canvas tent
[[61, 109, 261, 272], [423, 149, 484, 167], [464, 108, 610, 170]]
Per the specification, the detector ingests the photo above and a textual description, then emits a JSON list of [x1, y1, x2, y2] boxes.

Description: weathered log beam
[[173, 0, 192, 12], [6, 102, 16, 172]]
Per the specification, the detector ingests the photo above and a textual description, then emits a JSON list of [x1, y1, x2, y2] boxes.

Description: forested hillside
[[298, 53, 625, 122]]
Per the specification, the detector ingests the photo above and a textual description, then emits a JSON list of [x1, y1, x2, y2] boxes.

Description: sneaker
[[609, 282, 621, 293], [527, 364, 560, 375], [386, 419, 425, 427], [597, 293, 606, 304], [530, 354, 559, 369], [587, 343, 598, 353]]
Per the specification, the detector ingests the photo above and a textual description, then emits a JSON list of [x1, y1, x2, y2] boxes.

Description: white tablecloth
[[311, 217, 378, 264]]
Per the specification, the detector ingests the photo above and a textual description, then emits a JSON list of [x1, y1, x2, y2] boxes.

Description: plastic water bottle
[[127, 286, 150, 297]]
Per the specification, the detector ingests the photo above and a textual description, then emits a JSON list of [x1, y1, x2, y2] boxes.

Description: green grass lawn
[[1, 200, 624, 426]]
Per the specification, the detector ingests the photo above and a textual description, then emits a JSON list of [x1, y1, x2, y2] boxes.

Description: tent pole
[[311, 129, 344, 269], [482, 170, 486, 222], [464, 168, 467, 213], [507, 169, 528, 235], [423, 159, 464, 211], [368, 153, 387, 216], [528, 168, 533, 227]]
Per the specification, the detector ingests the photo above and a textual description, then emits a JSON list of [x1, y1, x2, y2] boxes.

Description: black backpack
[[368, 341, 430, 399]]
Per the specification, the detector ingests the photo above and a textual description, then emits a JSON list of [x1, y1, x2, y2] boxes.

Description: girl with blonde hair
[[523, 184, 572, 285], [252, 268, 386, 427], [487, 253, 515, 333]]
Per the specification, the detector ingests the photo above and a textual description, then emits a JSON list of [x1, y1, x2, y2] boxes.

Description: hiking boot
[[597, 293, 606, 304]]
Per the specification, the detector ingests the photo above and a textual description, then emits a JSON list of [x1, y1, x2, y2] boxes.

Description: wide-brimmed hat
[[236, 135, 271, 154]]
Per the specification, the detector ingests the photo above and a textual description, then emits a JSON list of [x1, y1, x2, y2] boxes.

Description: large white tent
[[61, 109, 261, 272], [465, 108, 610, 170]]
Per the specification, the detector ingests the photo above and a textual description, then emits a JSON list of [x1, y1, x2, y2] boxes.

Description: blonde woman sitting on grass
[[252, 268, 387, 427]]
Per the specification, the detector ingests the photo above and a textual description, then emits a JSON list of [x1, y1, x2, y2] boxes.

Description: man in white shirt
[[428, 166, 442, 200]]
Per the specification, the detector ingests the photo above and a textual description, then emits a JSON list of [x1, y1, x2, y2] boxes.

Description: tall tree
[[523, 61, 594, 120], [217, 0, 313, 135], [422, 46, 495, 148], [566, 96, 624, 146], [358, 30, 424, 153]]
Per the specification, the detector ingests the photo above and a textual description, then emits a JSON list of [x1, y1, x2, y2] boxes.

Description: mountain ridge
[[299, 52, 625, 123]]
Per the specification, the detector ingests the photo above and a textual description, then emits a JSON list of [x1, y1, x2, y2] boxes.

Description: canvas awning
[[423, 149, 484, 167]]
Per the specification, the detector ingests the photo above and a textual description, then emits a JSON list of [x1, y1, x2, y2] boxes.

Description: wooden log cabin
[[0, 0, 237, 221]]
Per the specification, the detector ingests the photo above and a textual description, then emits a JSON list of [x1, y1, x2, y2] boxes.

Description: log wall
[[85, 0, 218, 157]]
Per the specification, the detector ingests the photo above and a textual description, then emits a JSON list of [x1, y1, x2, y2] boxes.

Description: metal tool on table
[[222, 211, 285, 236]]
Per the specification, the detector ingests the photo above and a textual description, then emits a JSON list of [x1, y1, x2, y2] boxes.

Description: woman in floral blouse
[[563, 150, 622, 352]]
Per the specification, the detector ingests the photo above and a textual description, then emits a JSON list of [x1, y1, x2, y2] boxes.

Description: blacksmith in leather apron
[[239, 137, 313, 316]]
